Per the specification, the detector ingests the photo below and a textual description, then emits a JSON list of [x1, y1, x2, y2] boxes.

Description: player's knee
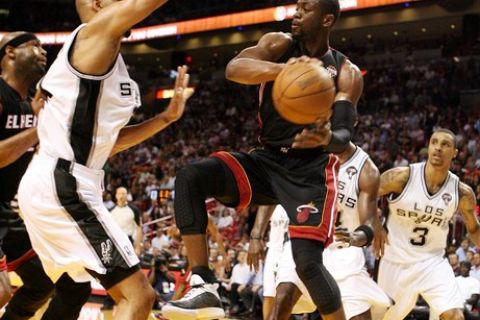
[[0, 283, 11, 307], [140, 285, 156, 309], [440, 309, 464, 320], [174, 165, 208, 233], [175, 165, 201, 190]]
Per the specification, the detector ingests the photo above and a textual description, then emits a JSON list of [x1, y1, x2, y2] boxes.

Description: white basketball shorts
[[378, 256, 463, 319], [18, 152, 139, 285]]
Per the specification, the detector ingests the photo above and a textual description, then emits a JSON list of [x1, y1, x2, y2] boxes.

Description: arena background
[[1, 0, 479, 319]]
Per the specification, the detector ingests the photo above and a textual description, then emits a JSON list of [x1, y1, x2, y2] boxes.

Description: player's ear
[[453, 148, 458, 159], [322, 13, 335, 28], [92, 0, 102, 11], [5, 46, 15, 59]]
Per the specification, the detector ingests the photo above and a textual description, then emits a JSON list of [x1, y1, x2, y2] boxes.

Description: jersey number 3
[[410, 227, 429, 246]]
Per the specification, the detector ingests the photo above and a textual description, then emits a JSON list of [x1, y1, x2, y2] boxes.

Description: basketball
[[272, 60, 335, 125]]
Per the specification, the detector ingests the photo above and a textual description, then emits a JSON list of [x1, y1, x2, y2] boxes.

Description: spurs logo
[[346, 166, 358, 180], [296, 203, 319, 224], [325, 65, 338, 78], [101, 240, 113, 265], [441, 193, 452, 206]]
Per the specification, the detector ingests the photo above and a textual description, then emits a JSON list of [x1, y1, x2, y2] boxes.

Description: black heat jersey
[[259, 39, 347, 147], [0, 78, 37, 202]]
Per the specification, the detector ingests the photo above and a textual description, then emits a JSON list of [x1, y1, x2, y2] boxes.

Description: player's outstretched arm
[[247, 205, 275, 272], [378, 166, 410, 197], [71, 0, 168, 75], [110, 66, 193, 157], [458, 182, 480, 247], [225, 32, 291, 85]]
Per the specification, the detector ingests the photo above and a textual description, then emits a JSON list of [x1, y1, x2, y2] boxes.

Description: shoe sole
[[162, 306, 225, 320]]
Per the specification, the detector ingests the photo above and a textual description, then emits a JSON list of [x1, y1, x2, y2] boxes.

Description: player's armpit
[[378, 166, 410, 197], [458, 182, 480, 246]]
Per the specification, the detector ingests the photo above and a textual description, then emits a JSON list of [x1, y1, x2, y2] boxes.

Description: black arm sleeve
[[325, 100, 356, 153], [129, 204, 142, 226]]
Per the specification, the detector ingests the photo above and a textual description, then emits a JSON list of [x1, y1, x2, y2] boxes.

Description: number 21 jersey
[[385, 162, 459, 264]]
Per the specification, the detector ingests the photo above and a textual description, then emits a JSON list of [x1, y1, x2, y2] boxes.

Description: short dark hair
[[432, 128, 457, 148], [320, 0, 341, 23], [460, 261, 472, 270]]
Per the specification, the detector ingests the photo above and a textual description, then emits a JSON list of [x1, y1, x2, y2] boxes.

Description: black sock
[[192, 266, 217, 284]]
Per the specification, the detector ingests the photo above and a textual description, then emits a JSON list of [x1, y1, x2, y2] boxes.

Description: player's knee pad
[[174, 165, 208, 234], [292, 240, 342, 315]]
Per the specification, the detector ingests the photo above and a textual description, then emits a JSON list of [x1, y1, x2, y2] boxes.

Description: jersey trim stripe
[[70, 78, 101, 165], [53, 159, 132, 270]]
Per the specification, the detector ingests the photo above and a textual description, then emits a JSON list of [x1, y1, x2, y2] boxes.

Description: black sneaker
[[162, 274, 225, 319]]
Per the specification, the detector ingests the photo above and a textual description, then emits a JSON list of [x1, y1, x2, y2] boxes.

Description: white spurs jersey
[[323, 146, 369, 280], [267, 205, 290, 250], [38, 24, 141, 169], [384, 162, 459, 264]]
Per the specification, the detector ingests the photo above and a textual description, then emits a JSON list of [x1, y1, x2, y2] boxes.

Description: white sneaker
[[162, 274, 225, 320]]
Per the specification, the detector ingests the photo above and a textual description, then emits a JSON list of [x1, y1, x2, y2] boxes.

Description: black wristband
[[250, 235, 262, 240], [354, 225, 374, 247], [325, 100, 356, 153]]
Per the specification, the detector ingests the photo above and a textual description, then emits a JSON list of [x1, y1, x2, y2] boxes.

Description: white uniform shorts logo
[[101, 239, 113, 264], [346, 166, 358, 180], [441, 193, 452, 206], [325, 65, 338, 78], [296, 203, 319, 224]]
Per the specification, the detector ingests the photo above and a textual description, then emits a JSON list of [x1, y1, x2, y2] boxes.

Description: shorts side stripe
[[53, 163, 131, 270], [210, 151, 252, 209]]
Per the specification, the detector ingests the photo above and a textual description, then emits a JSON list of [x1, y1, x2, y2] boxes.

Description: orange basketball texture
[[272, 61, 335, 125]]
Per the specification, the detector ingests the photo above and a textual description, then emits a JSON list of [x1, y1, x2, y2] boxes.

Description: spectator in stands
[[226, 250, 256, 316], [449, 253, 461, 276], [456, 261, 480, 316], [152, 227, 171, 251], [149, 256, 176, 308], [457, 238, 476, 262], [470, 253, 480, 282]]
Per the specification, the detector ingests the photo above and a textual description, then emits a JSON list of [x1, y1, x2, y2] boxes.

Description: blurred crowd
[[0, 0, 292, 32]]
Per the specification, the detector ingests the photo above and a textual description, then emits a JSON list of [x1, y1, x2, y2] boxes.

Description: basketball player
[[377, 128, 479, 320], [17, 1, 193, 319], [163, 0, 362, 319], [249, 142, 391, 320], [0, 31, 92, 320]]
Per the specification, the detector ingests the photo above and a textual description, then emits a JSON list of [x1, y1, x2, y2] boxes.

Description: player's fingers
[[183, 73, 190, 88], [174, 66, 182, 88]]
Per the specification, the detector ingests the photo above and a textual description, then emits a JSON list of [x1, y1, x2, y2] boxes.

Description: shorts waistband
[[36, 151, 104, 182], [262, 145, 326, 156]]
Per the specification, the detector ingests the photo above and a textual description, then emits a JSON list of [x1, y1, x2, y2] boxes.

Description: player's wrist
[[354, 225, 374, 247]]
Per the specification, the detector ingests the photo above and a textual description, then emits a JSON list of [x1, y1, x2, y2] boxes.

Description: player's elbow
[[225, 60, 238, 82]]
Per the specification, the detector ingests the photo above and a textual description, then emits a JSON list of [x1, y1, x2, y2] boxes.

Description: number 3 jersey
[[38, 24, 141, 170], [384, 162, 459, 264], [323, 146, 369, 280]]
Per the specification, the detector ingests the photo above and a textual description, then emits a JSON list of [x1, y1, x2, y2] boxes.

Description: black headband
[[0, 33, 38, 59]]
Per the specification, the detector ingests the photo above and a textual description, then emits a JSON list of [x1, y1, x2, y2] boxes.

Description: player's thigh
[[212, 151, 277, 207], [378, 260, 418, 320], [340, 273, 390, 320], [421, 259, 464, 316]]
